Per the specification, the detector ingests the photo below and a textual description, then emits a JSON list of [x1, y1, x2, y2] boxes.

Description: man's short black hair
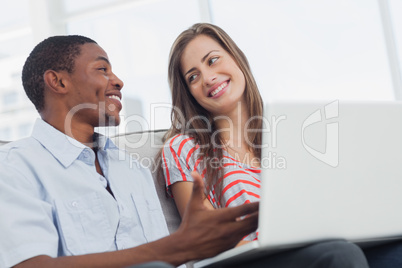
[[22, 35, 97, 111]]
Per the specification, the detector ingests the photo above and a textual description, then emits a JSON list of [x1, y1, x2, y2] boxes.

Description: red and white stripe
[[162, 134, 261, 241]]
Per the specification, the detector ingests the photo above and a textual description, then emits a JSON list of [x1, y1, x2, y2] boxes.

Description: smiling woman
[[180, 34, 247, 116], [158, 23, 263, 247]]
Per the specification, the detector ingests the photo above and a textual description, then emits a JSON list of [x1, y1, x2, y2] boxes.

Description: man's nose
[[111, 73, 124, 89]]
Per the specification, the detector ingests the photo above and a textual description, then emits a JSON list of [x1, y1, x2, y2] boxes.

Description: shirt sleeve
[[0, 163, 59, 267], [161, 134, 201, 193]]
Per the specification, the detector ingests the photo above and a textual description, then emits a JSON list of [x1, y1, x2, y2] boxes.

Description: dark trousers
[[228, 240, 368, 268], [125, 261, 175, 268], [127, 240, 369, 268], [363, 240, 402, 268]]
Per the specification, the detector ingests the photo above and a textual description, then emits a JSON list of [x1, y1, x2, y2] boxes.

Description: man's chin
[[99, 115, 121, 127]]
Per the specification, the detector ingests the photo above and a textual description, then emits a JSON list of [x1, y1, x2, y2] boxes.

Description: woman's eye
[[188, 74, 198, 83], [208, 57, 218, 65]]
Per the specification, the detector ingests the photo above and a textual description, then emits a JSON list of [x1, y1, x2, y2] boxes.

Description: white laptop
[[194, 100, 402, 268]]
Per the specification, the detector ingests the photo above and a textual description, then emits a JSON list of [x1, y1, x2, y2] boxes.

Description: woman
[[157, 23, 381, 267], [158, 23, 263, 245]]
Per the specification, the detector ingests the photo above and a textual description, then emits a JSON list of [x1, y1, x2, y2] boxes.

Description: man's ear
[[43, 70, 69, 94]]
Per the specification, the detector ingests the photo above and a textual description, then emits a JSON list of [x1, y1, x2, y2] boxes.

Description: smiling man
[[0, 35, 259, 268]]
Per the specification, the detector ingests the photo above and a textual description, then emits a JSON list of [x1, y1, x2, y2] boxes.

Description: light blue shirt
[[0, 119, 170, 268]]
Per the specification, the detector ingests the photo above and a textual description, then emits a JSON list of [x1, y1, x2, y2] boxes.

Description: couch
[[111, 129, 182, 234]]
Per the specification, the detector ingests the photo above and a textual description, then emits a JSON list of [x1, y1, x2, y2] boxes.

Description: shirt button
[[71, 201, 78, 207]]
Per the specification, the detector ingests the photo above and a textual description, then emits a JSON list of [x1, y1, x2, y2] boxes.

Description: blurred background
[[0, 0, 401, 140]]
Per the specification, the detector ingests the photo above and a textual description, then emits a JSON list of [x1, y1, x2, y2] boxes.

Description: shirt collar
[[31, 119, 118, 168], [95, 132, 118, 151]]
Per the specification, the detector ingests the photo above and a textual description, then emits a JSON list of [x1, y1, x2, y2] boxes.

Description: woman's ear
[[43, 70, 68, 94]]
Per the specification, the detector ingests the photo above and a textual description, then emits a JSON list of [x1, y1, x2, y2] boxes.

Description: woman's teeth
[[210, 82, 228, 97]]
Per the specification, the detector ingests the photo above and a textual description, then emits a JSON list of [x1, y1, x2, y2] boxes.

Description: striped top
[[162, 134, 261, 241]]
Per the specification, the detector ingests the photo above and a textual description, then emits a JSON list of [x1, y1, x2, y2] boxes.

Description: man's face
[[65, 43, 124, 127]]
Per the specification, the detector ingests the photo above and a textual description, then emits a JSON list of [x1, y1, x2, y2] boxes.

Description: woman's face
[[180, 34, 246, 117]]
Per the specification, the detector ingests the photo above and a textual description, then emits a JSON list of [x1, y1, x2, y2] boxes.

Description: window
[[63, 0, 120, 13], [210, 0, 395, 101], [65, 0, 205, 131], [389, 0, 402, 83], [18, 123, 32, 137], [2, 91, 18, 107]]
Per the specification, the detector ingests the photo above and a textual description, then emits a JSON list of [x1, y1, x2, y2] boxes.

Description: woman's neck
[[214, 104, 250, 150]]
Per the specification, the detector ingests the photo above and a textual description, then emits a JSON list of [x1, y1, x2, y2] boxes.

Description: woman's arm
[[171, 172, 251, 248], [171, 179, 214, 217]]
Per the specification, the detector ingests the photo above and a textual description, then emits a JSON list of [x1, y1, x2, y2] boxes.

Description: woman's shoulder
[[162, 134, 201, 165], [163, 133, 198, 152]]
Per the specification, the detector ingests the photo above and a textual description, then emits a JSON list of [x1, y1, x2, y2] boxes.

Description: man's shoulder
[[0, 137, 39, 160], [0, 138, 43, 179]]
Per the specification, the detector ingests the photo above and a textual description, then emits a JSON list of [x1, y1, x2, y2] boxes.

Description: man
[[0, 35, 368, 268]]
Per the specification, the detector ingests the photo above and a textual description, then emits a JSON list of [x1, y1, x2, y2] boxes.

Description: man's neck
[[41, 116, 97, 148]]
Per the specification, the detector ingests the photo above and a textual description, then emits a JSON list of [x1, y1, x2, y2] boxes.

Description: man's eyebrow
[[95, 56, 111, 65], [184, 50, 219, 77]]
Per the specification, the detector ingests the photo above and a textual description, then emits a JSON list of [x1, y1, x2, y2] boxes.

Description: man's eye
[[208, 57, 218, 65], [188, 74, 197, 83], [99, 68, 107, 72]]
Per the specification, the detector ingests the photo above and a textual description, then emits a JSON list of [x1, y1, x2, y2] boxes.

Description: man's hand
[[14, 172, 258, 268], [173, 171, 259, 261]]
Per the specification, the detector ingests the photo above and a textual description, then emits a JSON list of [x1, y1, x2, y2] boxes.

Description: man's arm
[[15, 172, 259, 268]]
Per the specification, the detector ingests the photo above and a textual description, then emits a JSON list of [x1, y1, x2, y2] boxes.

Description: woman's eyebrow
[[201, 50, 219, 63], [184, 50, 219, 77]]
